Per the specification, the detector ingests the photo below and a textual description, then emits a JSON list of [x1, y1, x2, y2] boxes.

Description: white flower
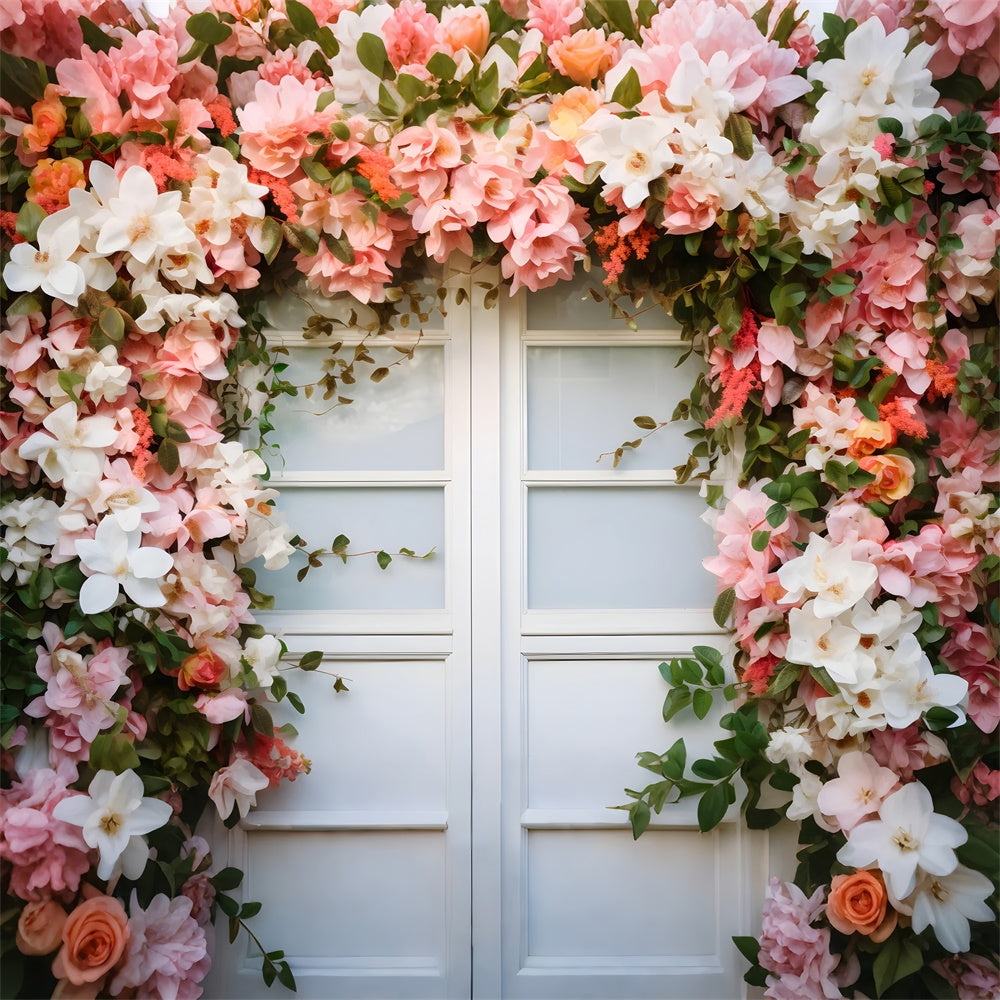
[[82, 345, 132, 404], [327, 3, 395, 108], [2, 213, 86, 306], [18, 402, 118, 499], [764, 725, 814, 773], [837, 782, 966, 900], [93, 479, 161, 533], [0, 496, 61, 584], [880, 639, 968, 730], [785, 771, 825, 824], [52, 768, 172, 881], [94, 165, 192, 266], [778, 533, 878, 618], [785, 600, 868, 685], [577, 113, 676, 209], [241, 634, 284, 689], [75, 517, 174, 614], [909, 864, 994, 954], [208, 758, 269, 821]]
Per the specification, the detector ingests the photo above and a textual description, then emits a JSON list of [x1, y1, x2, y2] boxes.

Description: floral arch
[[0, 0, 997, 997]]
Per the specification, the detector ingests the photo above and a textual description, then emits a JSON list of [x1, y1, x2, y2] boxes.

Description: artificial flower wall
[[0, 0, 997, 998]]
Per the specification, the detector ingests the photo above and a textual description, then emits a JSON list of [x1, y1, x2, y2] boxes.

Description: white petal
[[121, 574, 167, 608], [79, 573, 120, 614], [52, 794, 97, 827], [125, 797, 173, 836], [128, 546, 174, 579], [119, 835, 151, 880]]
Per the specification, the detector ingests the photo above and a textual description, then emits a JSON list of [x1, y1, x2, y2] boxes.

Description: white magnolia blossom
[[52, 768, 172, 881], [75, 517, 174, 614], [778, 533, 878, 617], [837, 782, 966, 900], [3, 214, 86, 306], [0, 496, 61, 584], [18, 402, 118, 500], [909, 864, 994, 954], [879, 636, 968, 729], [577, 112, 676, 209]]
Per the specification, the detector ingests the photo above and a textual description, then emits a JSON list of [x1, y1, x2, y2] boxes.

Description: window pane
[[526, 487, 716, 609], [259, 487, 445, 610], [266, 346, 445, 472], [526, 346, 701, 470], [526, 273, 677, 331]]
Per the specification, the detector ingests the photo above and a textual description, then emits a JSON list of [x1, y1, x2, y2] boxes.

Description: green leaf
[[298, 650, 323, 671], [712, 587, 735, 628], [856, 397, 879, 421], [79, 15, 121, 52], [697, 781, 732, 832], [426, 51, 457, 81], [57, 370, 87, 405], [283, 222, 320, 256], [633, 415, 658, 430], [376, 550, 392, 570], [357, 33, 393, 80], [610, 67, 642, 109], [630, 799, 651, 839], [662, 686, 691, 723], [157, 439, 179, 475], [16, 201, 46, 243], [692, 688, 713, 720], [873, 932, 923, 997], [98, 306, 125, 343], [472, 60, 501, 113], [186, 11, 233, 45], [723, 113, 755, 160], [751, 530, 771, 552], [285, 0, 319, 35], [260, 216, 283, 265]]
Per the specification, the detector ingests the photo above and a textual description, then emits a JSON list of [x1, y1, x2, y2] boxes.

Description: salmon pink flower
[[816, 752, 898, 832], [208, 758, 269, 820]]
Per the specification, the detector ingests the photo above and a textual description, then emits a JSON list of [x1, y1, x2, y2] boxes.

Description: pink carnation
[[868, 724, 947, 780], [758, 877, 843, 1000], [924, 0, 1000, 89], [109, 892, 210, 1000], [836, 0, 910, 33], [383, 0, 438, 70], [55, 45, 126, 136], [111, 29, 181, 124], [952, 761, 1000, 809], [0, 764, 92, 901], [526, 0, 584, 47], [237, 76, 337, 178], [390, 117, 463, 203], [487, 175, 589, 293], [941, 619, 999, 733]]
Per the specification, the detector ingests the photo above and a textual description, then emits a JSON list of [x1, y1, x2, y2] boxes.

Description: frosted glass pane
[[526, 273, 677, 331], [526, 346, 702, 470], [258, 487, 444, 610], [526, 487, 715, 609], [266, 346, 444, 471]]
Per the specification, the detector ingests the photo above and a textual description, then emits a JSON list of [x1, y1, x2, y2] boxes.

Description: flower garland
[[0, 0, 997, 998]]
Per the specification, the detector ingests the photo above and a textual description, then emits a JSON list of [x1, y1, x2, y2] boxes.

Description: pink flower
[[194, 689, 250, 724], [815, 752, 899, 833], [487, 175, 589, 293], [208, 758, 269, 820], [836, 0, 910, 33], [55, 45, 125, 136], [930, 954, 1000, 1000], [924, 0, 1000, 89], [411, 198, 478, 262], [383, 0, 438, 70], [109, 892, 209, 1000], [952, 761, 1000, 809], [758, 877, 843, 1000], [111, 29, 181, 124], [0, 764, 92, 901], [390, 117, 463, 203], [941, 619, 999, 733], [868, 724, 947, 780], [526, 0, 584, 47], [450, 159, 522, 224], [239, 729, 311, 789], [661, 178, 721, 236], [237, 76, 336, 178]]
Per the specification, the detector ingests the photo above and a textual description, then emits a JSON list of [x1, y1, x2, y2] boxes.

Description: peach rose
[[177, 649, 228, 691], [847, 418, 897, 459], [548, 28, 619, 85], [858, 453, 916, 503], [26, 157, 87, 215], [22, 85, 67, 154], [827, 870, 897, 942], [52, 895, 129, 986], [16, 898, 68, 956], [548, 86, 600, 140], [438, 5, 490, 59]]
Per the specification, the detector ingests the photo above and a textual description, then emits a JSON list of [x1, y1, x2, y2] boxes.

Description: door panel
[[208, 273, 765, 1000]]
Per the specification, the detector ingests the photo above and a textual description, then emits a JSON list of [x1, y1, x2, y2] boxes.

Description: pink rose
[[548, 27, 619, 85], [16, 898, 68, 955], [437, 5, 490, 59]]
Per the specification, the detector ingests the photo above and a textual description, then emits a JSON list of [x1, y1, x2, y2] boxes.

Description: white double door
[[207, 273, 769, 1000]]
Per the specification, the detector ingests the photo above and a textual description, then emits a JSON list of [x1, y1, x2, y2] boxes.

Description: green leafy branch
[[292, 533, 435, 580], [211, 867, 297, 993]]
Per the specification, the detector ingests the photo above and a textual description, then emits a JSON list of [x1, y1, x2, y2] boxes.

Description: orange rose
[[52, 895, 129, 986], [22, 85, 67, 154], [857, 453, 915, 503], [827, 870, 897, 941], [847, 418, 897, 459], [177, 649, 228, 691], [26, 157, 87, 215], [16, 899, 68, 956], [548, 28, 619, 85], [438, 6, 490, 59], [548, 86, 601, 140]]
